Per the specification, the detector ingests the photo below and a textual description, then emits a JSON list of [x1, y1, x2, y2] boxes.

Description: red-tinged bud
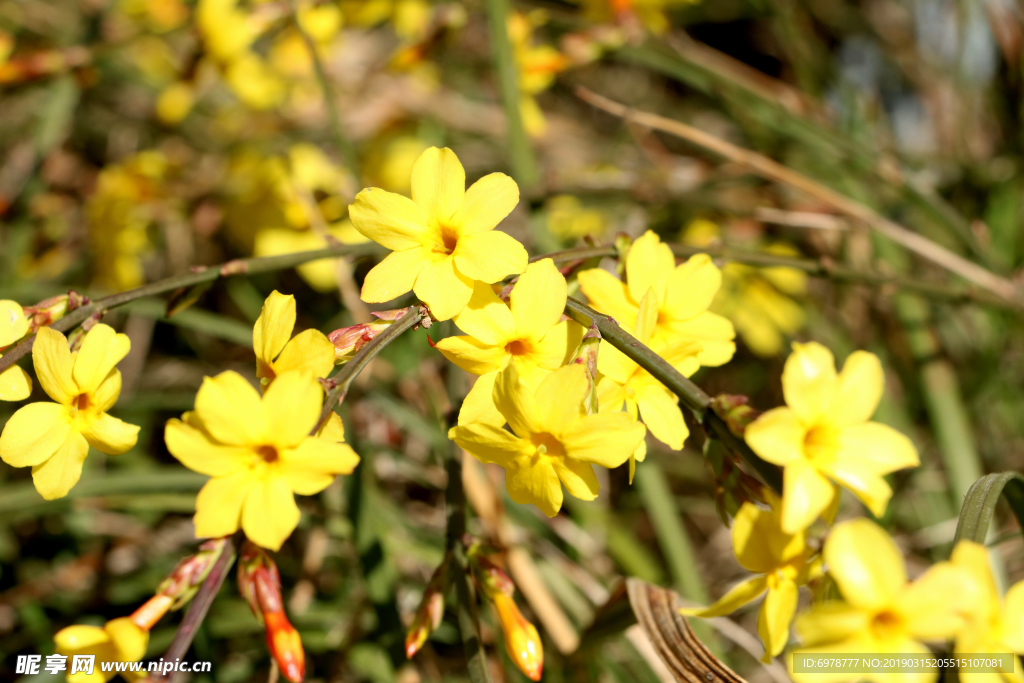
[[328, 308, 409, 363], [157, 538, 228, 610], [405, 558, 448, 658], [264, 610, 305, 683], [131, 594, 174, 631], [22, 291, 88, 333], [710, 394, 760, 437], [492, 593, 543, 681], [474, 556, 515, 598]]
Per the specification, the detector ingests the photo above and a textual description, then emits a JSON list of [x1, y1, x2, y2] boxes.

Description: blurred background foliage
[[2, 0, 1024, 680]]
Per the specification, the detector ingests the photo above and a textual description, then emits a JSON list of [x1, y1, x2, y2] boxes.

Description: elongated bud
[[238, 542, 304, 683], [405, 557, 448, 658], [328, 307, 410, 363], [569, 323, 601, 415], [492, 593, 543, 681], [130, 594, 174, 631], [158, 538, 229, 610], [710, 394, 760, 437], [474, 556, 515, 598], [22, 291, 88, 333]]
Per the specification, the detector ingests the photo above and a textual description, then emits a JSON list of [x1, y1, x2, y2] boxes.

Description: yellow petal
[[658, 340, 704, 378], [793, 601, 871, 647], [835, 422, 919, 474], [781, 341, 837, 426], [663, 254, 721, 321], [532, 320, 584, 370], [660, 311, 735, 367], [73, 324, 130, 395], [450, 172, 519, 234], [349, 187, 427, 250], [435, 335, 506, 375], [0, 299, 29, 347], [949, 541, 1000, 623], [534, 363, 588, 432], [360, 246, 429, 303], [625, 230, 675, 305], [453, 281, 516, 345], [458, 372, 505, 426], [832, 350, 884, 427], [493, 362, 544, 438], [510, 258, 567, 341], [596, 374, 628, 413], [31, 431, 89, 500], [263, 371, 322, 447], [780, 460, 834, 533], [758, 577, 798, 659], [898, 562, 975, 640], [681, 576, 768, 617], [164, 417, 249, 476], [105, 617, 148, 662], [242, 474, 302, 550], [91, 370, 122, 413], [0, 364, 31, 401], [578, 268, 637, 329], [82, 413, 139, 455], [635, 383, 687, 450], [413, 255, 474, 321], [635, 288, 659, 345], [504, 453, 563, 517], [193, 468, 255, 539], [55, 624, 110, 651], [819, 458, 893, 518], [448, 422, 525, 465], [281, 437, 359, 494], [254, 291, 295, 368], [411, 147, 465, 227], [453, 230, 528, 283], [553, 457, 600, 501], [194, 371, 266, 446], [1000, 581, 1024, 651], [596, 339, 638, 384], [560, 411, 646, 468], [824, 518, 906, 611], [745, 407, 806, 466], [32, 326, 77, 403], [732, 501, 805, 574], [273, 329, 335, 380], [0, 401, 71, 467]]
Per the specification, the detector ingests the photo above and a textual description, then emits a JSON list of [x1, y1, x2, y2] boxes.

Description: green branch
[[563, 297, 783, 492], [0, 242, 382, 375]]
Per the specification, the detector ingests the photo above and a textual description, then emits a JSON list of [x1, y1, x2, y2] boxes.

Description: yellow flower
[[949, 541, 1024, 683], [0, 299, 32, 401], [254, 222, 368, 292], [54, 617, 148, 683], [0, 324, 139, 500], [436, 258, 584, 426], [681, 494, 821, 661], [792, 519, 973, 683], [165, 370, 359, 550], [578, 230, 735, 367], [508, 11, 567, 138], [253, 291, 336, 387], [596, 289, 701, 480], [744, 342, 919, 533], [350, 147, 527, 321], [448, 363, 646, 516], [545, 195, 606, 240]]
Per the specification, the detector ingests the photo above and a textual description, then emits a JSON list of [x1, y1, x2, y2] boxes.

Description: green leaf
[[953, 472, 1024, 545]]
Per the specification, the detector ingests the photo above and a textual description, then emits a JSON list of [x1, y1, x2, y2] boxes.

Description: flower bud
[[569, 323, 601, 415], [710, 394, 761, 437], [238, 542, 304, 682], [405, 559, 447, 658], [328, 307, 410, 363], [264, 610, 305, 683], [130, 594, 174, 631], [22, 291, 89, 333], [492, 593, 543, 681], [157, 538, 229, 610]]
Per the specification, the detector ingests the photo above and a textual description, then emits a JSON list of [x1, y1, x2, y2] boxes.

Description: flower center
[[530, 432, 565, 458], [802, 424, 838, 462], [433, 224, 459, 255], [869, 610, 903, 640], [71, 393, 92, 414], [256, 445, 280, 463], [505, 339, 532, 356]]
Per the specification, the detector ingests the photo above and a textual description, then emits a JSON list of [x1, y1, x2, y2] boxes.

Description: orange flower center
[[530, 432, 564, 458], [505, 339, 533, 356], [71, 393, 92, 414], [432, 224, 459, 256], [802, 424, 838, 462], [869, 609, 904, 640], [257, 445, 280, 463]]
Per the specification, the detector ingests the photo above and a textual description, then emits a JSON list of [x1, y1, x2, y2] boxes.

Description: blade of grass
[[124, 298, 254, 347]]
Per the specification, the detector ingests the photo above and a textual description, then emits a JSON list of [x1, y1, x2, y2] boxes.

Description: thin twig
[[153, 536, 237, 680], [563, 297, 783, 492], [0, 242, 382, 375], [575, 87, 1022, 307], [314, 306, 426, 431]]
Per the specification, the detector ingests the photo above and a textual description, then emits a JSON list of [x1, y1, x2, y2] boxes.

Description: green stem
[[315, 306, 426, 430], [0, 242, 381, 375], [484, 0, 539, 190], [534, 243, 1015, 310], [563, 297, 783, 492]]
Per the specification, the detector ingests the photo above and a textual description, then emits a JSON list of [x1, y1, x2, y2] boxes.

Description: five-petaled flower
[[449, 363, 645, 516], [0, 299, 32, 401], [681, 493, 821, 661], [54, 617, 148, 683], [165, 370, 359, 550], [791, 518, 974, 683], [436, 258, 583, 426], [578, 229, 736, 367], [350, 146, 528, 320], [254, 290, 335, 388], [0, 324, 140, 500], [744, 342, 919, 533]]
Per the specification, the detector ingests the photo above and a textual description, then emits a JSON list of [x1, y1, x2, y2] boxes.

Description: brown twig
[[575, 86, 1023, 307]]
